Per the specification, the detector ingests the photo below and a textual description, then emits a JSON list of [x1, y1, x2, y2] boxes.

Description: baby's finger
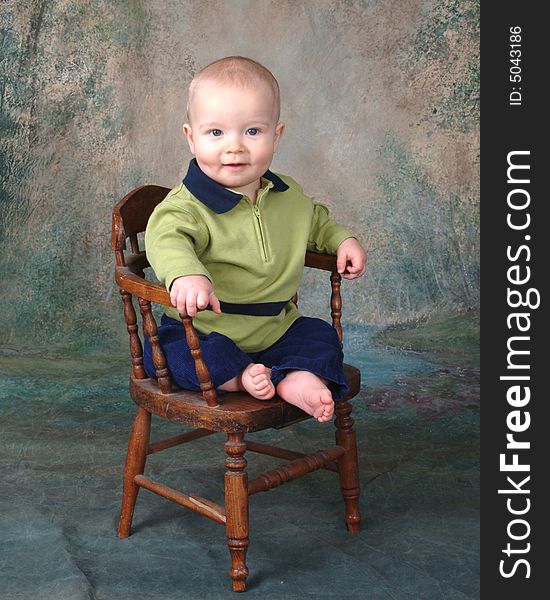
[[185, 294, 198, 317], [336, 254, 348, 274], [176, 303, 188, 317], [209, 293, 222, 314], [173, 291, 187, 315], [196, 290, 209, 310], [344, 266, 365, 280]]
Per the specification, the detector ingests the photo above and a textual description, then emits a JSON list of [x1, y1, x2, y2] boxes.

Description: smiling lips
[[223, 163, 247, 170]]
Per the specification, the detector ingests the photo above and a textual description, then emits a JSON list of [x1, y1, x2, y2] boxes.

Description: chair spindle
[[138, 298, 172, 394], [181, 316, 219, 407], [120, 290, 146, 379], [129, 233, 140, 255], [330, 271, 343, 346]]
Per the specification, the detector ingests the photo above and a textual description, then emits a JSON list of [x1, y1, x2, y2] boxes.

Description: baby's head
[[186, 56, 280, 123], [183, 56, 285, 199]]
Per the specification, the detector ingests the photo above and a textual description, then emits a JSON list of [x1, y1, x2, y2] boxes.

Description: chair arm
[[116, 266, 172, 307], [117, 252, 343, 306], [305, 251, 352, 275], [305, 251, 338, 272], [115, 266, 219, 406]]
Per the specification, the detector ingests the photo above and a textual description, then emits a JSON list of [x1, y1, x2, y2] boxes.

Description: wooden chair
[[112, 185, 362, 592]]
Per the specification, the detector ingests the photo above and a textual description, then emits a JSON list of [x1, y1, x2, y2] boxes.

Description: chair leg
[[118, 406, 151, 538], [224, 432, 249, 592], [334, 400, 361, 533]]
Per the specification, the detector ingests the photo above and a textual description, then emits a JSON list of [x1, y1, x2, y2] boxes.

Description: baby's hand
[[170, 275, 222, 317], [336, 238, 367, 280]]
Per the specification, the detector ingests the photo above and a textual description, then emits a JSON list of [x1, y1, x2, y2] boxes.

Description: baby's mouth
[[223, 163, 247, 169]]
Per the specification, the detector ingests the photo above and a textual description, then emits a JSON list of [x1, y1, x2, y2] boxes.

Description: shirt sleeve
[[307, 202, 356, 254], [144, 200, 212, 291]]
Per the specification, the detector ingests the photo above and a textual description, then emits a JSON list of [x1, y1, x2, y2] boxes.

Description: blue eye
[[210, 129, 223, 137], [246, 128, 259, 136]]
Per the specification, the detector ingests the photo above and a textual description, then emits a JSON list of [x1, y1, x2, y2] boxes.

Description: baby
[[144, 56, 366, 422]]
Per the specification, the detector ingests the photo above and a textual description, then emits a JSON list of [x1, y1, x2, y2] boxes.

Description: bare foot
[[276, 371, 334, 422], [239, 363, 275, 400]]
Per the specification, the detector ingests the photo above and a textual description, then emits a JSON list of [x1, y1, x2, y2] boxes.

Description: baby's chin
[[215, 167, 263, 185]]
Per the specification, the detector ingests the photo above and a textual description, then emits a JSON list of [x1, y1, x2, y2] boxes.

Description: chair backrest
[[112, 185, 170, 267]]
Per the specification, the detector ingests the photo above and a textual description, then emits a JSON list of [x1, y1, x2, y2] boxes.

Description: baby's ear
[[274, 122, 285, 149], [183, 123, 195, 154]]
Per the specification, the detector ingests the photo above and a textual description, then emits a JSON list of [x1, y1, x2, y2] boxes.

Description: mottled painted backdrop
[[0, 0, 479, 351]]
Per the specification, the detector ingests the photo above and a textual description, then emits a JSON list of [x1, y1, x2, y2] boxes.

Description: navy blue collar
[[182, 158, 289, 214]]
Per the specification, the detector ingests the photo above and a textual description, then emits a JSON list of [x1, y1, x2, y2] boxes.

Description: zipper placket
[[251, 185, 271, 262], [253, 204, 269, 262]]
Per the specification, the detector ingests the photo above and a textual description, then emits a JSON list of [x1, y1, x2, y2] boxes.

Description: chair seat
[[130, 364, 361, 433]]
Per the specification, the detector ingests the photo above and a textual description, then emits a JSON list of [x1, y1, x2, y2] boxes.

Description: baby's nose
[[225, 135, 244, 153]]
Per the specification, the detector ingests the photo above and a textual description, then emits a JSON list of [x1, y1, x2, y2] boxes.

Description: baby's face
[[183, 81, 284, 198]]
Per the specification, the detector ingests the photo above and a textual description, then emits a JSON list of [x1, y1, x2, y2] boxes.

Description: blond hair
[[186, 56, 280, 122]]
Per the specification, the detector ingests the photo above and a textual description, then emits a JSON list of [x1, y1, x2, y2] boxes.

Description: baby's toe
[[319, 399, 334, 422], [312, 404, 327, 420], [257, 385, 275, 400], [248, 363, 264, 377], [320, 390, 333, 405], [255, 378, 270, 391], [317, 409, 333, 422]]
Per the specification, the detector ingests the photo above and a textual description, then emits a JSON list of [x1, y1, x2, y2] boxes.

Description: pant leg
[[143, 315, 251, 391], [256, 316, 349, 401]]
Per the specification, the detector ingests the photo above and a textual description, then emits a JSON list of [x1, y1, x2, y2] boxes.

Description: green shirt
[[145, 159, 354, 352]]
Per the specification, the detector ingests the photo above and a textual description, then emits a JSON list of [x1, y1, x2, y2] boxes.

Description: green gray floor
[[0, 332, 479, 599]]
